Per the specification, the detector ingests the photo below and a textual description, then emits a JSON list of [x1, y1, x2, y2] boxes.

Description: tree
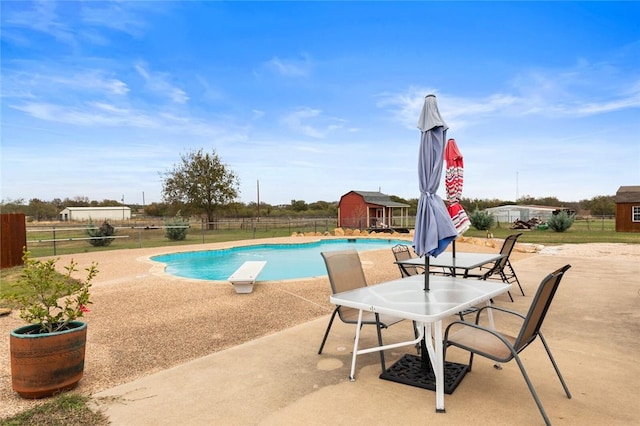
[[28, 198, 59, 221], [585, 195, 615, 216], [290, 199, 308, 212], [161, 148, 240, 228]]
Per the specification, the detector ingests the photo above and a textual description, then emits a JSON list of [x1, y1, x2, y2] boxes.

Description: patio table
[[396, 251, 504, 277], [329, 274, 511, 413]]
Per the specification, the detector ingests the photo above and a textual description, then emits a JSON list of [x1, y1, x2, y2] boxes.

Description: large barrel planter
[[10, 321, 87, 399]]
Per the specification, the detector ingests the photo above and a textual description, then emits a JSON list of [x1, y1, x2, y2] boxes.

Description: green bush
[[469, 209, 495, 231], [164, 216, 190, 241], [547, 211, 575, 232], [86, 221, 116, 246]]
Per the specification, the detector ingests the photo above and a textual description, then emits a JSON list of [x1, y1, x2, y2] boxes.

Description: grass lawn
[[465, 218, 639, 244], [0, 394, 108, 426]]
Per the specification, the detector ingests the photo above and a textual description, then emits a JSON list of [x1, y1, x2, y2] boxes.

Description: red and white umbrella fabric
[[444, 138, 470, 235]]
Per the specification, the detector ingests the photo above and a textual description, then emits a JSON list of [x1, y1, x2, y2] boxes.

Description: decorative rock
[[484, 239, 496, 248], [334, 228, 345, 236]]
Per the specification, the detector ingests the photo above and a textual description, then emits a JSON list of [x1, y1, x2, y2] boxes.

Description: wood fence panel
[[1, 213, 27, 269]]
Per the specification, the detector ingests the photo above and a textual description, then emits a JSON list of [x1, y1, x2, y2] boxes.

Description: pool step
[[228, 261, 267, 293]]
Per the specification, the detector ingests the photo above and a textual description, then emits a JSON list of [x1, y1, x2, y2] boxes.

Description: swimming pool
[[152, 238, 411, 281]]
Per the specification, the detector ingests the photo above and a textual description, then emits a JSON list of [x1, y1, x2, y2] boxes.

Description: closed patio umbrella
[[412, 95, 458, 291], [444, 138, 471, 256]]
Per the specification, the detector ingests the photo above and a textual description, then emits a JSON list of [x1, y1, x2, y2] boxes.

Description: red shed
[[338, 191, 410, 230], [615, 185, 640, 232]]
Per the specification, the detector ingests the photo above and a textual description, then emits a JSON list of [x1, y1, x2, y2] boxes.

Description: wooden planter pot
[[10, 321, 87, 399]]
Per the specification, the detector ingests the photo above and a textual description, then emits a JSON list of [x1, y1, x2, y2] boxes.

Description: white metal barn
[[59, 207, 131, 222], [485, 205, 559, 223]]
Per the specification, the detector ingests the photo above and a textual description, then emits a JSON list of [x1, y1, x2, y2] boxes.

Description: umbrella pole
[[452, 239, 456, 258], [424, 257, 430, 291]]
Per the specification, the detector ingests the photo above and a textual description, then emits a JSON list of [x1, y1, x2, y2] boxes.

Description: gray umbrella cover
[[412, 95, 458, 258]]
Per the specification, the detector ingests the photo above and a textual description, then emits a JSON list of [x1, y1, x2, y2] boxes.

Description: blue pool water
[[152, 238, 411, 281]]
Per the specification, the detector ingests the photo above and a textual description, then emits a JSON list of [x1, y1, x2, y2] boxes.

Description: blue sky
[[1, 1, 639, 207]]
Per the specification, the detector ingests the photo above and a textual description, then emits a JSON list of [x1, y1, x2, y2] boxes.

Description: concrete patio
[[89, 242, 640, 425]]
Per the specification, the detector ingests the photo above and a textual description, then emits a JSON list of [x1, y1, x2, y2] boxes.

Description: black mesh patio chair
[[443, 264, 572, 426], [466, 233, 525, 300], [391, 244, 420, 277], [317, 249, 406, 370], [391, 244, 447, 277]]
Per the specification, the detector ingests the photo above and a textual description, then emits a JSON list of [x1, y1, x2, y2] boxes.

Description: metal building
[[59, 207, 131, 222]]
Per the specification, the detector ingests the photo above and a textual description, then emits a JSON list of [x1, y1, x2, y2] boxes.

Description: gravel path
[[1, 236, 543, 418]]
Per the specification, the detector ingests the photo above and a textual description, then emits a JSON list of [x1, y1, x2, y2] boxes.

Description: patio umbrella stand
[[379, 354, 468, 395]]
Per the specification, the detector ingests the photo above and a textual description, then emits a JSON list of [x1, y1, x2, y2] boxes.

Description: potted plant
[[8, 251, 98, 398]]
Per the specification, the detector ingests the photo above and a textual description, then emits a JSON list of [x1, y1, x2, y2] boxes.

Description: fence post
[[201, 218, 205, 244], [53, 226, 57, 256]]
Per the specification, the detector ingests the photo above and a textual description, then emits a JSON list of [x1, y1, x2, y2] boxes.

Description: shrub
[[469, 209, 495, 231], [164, 215, 190, 241], [86, 221, 116, 246], [547, 211, 575, 232], [9, 251, 98, 333]]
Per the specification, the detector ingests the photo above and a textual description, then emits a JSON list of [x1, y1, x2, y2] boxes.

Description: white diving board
[[228, 261, 267, 293]]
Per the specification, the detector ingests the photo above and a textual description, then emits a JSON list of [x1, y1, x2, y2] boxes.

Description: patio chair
[[391, 244, 446, 277], [467, 233, 525, 300], [318, 249, 406, 369], [391, 244, 420, 277], [443, 264, 572, 426]]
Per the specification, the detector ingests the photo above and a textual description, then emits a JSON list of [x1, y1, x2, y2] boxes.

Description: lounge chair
[[443, 264, 572, 426], [317, 249, 405, 370]]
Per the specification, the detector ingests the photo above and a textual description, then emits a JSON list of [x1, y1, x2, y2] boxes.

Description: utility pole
[[257, 180, 260, 220]]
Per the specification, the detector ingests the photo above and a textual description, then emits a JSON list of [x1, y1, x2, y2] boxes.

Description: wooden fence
[[1, 213, 27, 268]]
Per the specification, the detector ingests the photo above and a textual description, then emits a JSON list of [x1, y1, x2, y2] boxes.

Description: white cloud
[[3, 0, 75, 46], [379, 60, 640, 131], [80, 2, 150, 37], [134, 63, 189, 104], [280, 107, 347, 139], [265, 54, 312, 77], [1, 67, 129, 99]]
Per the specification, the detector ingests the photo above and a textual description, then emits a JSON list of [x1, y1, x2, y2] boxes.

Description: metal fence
[[25, 217, 342, 256]]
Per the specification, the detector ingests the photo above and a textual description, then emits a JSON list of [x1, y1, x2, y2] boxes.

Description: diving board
[[228, 261, 267, 293]]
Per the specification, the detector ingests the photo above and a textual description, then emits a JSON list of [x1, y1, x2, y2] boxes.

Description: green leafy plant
[[86, 220, 115, 247], [164, 214, 190, 241], [547, 210, 575, 232], [9, 251, 98, 334], [469, 209, 495, 231]]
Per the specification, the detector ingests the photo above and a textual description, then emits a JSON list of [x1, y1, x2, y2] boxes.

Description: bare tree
[[161, 148, 240, 228]]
